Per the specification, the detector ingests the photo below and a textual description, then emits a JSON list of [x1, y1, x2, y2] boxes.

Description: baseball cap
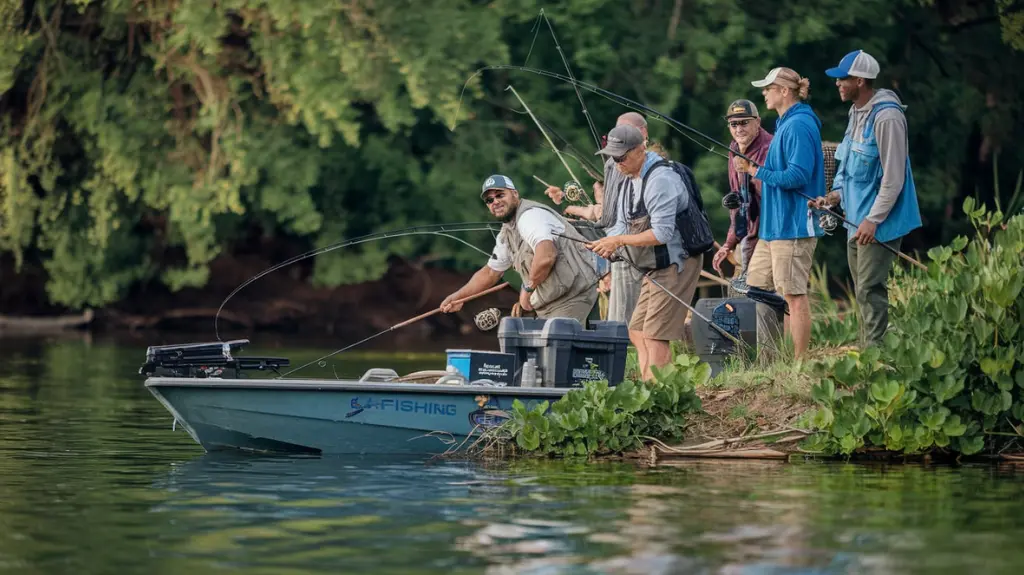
[[725, 99, 759, 119], [594, 124, 644, 158], [481, 174, 516, 198], [751, 67, 802, 89], [825, 50, 880, 79]]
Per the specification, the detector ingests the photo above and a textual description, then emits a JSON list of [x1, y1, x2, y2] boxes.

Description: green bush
[[802, 200, 1024, 457], [502, 354, 708, 458]]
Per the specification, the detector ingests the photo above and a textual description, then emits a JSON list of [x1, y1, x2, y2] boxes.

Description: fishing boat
[[140, 338, 575, 455], [140, 308, 642, 456]]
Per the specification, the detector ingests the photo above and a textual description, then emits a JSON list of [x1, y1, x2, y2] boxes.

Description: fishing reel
[[722, 192, 742, 210], [819, 212, 840, 235], [474, 307, 502, 331], [563, 180, 585, 203]]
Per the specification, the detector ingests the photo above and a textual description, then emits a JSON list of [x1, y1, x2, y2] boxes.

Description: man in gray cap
[[587, 124, 702, 381], [440, 174, 598, 324]]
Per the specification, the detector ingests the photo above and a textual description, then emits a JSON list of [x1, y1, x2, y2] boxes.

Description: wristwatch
[[523, 284, 535, 293]]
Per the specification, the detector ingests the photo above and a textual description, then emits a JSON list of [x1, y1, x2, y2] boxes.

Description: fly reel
[[563, 180, 585, 203], [819, 212, 840, 234], [474, 307, 502, 331]]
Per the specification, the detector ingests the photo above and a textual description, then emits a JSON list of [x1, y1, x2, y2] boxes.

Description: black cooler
[[497, 317, 630, 388]]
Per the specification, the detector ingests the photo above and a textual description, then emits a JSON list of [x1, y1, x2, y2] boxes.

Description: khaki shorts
[[629, 255, 703, 341], [745, 238, 817, 296]]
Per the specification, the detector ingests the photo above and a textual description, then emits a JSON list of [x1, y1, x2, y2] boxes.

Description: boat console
[[139, 339, 289, 379]]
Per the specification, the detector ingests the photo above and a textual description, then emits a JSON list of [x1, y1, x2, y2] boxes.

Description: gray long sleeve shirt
[[837, 89, 909, 224], [608, 151, 690, 270]]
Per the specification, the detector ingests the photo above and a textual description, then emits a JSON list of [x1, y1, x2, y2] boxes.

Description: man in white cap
[[734, 66, 826, 360], [440, 174, 598, 324], [811, 49, 923, 347]]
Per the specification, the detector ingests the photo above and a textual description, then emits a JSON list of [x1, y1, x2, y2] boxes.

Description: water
[[2, 334, 1024, 574]]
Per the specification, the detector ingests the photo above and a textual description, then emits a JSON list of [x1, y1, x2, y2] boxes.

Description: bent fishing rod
[[213, 222, 505, 341], [457, 65, 927, 271], [506, 84, 594, 205], [277, 282, 511, 379]]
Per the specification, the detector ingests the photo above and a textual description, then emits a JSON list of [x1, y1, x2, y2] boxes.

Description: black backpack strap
[[634, 160, 672, 216]]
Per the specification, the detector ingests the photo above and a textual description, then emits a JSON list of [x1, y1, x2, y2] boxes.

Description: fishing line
[[455, 65, 928, 270], [213, 222, 502, 341], [523, 8, 602, 149]]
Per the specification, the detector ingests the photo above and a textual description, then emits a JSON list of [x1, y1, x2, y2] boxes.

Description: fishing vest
[[502, 199, 598, 311], [835, 101, 922, 244], [621, 160, 713, 271]]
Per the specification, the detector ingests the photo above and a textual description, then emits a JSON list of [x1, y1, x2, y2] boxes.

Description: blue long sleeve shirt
[[754, 102, 826, 241]]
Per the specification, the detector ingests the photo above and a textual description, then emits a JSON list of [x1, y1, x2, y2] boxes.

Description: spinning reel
[[721, 192, 742, 210]]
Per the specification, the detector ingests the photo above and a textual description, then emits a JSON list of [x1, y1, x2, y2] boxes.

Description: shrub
[[802, 200, 1024, 457], [502, 354, 708, 458]]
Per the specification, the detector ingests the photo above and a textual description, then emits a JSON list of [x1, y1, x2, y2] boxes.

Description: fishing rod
[[525, 8, 602, 150], [456, 65, 928, 272], [278, 282, 511, 378], [554, 233, 744, 349], [213, 222, 504, 341], [506, 84, 594, 205]]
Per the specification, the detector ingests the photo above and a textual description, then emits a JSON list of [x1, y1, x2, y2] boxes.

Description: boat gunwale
[[143, 376, 572, 397]]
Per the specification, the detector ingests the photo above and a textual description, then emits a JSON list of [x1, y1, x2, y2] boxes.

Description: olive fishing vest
[[501, 199, 599, 311]]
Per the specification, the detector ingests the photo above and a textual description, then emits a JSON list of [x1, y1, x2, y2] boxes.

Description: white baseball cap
[[751, 67, 803, 89], [825, 50, 880, 79]]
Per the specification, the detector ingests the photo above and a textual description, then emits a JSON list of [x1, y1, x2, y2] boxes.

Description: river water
[[2, 334, 1023, 574]]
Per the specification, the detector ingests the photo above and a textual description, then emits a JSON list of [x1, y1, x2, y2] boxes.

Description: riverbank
[[0, 254, 519, 346]]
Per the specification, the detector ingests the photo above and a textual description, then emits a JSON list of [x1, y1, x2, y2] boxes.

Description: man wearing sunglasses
[[440, 174, 599, 324], [713, 100, 774, 277], [543, 112, 651, 326], [587, 124, 703, 381]]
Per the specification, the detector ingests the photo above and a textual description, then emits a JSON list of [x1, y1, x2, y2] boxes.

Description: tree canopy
[[2, 0, 1022, 309]]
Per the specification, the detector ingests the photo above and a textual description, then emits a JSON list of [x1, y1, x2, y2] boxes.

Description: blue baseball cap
[[481, 174, 517, 198], [826, 50, 880, 79]]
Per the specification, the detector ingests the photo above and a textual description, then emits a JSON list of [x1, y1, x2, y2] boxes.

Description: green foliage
[[802, 202, 1024, 457], [1, 0, 1023, 309], [501, 354, 708, 458], [809, 263, 861, 347]]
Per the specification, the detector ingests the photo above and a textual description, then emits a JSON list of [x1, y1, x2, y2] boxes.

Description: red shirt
[[724, 127, 773, 258]]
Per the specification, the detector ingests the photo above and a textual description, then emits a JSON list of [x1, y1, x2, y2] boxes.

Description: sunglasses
[[729, 119, 753, 128], [483, 191, 506, 205]]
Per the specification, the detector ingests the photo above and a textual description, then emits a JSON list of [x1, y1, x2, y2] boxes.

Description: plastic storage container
[[691, 297, 784, 376], [497, 317, 630, 388], [445, 349, 516, 385]]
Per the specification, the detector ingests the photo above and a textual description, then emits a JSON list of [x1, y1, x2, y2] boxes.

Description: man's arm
[[528, 240, 557, 287], [440, 266, 503, 312], [865, 110, 908, 223], [588, 169, 683, 257], [441, 237, 508, 312]]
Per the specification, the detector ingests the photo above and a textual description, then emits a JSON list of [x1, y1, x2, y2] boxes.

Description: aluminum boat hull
[[145, 377, 567, 455]]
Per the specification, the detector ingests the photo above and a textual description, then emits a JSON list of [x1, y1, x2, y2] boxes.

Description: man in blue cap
[[440, 174, 598, 324], [812, 49, 923, 346]]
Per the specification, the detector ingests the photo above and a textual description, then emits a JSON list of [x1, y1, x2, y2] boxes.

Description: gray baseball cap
[[480, 174, 517, 198], [595, 124, 644, 158]]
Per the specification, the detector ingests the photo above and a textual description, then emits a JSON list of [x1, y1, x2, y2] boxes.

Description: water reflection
[[2, 335, 1024, 574]]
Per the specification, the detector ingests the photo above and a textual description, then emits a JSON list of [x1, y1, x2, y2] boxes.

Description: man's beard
[[496, 203, 518, 223]]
